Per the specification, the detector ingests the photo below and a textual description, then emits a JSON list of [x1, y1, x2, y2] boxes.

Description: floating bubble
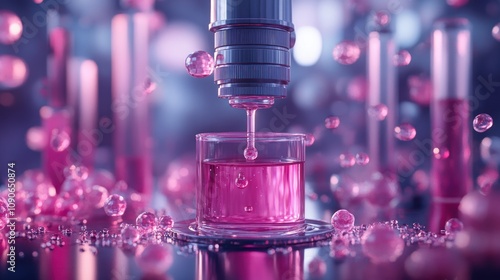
[[103, 194, 127, 217], [444, 218, 464, 235], [244, 146, 258, 161], [136, 244, 173, 275], [0, 55, 28, 88], [0, 11, 22, 44], [332, 41, 360, 65], [355, 153, 370, 165], [325, 116, 340, 129], [367, 104, 388, 121], [136, 211, 158, 233], [361, 224, 404, 263], [185, 50, 214, 78], [308, 257, 327, 278], [158, 215, 174, 231], [244, 206, 253, 212], [235, 173, 248, 189], [407, 75, 431, 106], [87, 185, 109, 209], [331, 209, 355, 231], [339, 153, 355, 168], [50, 129, 70, 152], [26, 126, 47, 151], [394, 50, 412, 66], [394, 123, 416, 141], [473, 113, 493, 133], [492, 23, 500, 41]]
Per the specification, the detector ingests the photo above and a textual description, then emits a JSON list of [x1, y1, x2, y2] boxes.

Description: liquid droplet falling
[[235, 173, 248, 189], [0, 10, 23, 45], [325, 116, 340, 129], [473, 113, 493, 133], [331, 209, 355, 231], [368, 104, 388, 121], [394, 50, 412, 66], [185, 51, 214, 78], [332, 41, 360, 65], [50, 129, 70, 152], [103, 194, 127, 217], [394, 123, 416, 141], [339, 153, 355, 168], [244, 146, 258, 161], [244, 206, 253, 212], [355, 153, 370, 165], [492, 23, 500, 41]]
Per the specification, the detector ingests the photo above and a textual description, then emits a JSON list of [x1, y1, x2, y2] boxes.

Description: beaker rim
[[196, 132, 306, 142]]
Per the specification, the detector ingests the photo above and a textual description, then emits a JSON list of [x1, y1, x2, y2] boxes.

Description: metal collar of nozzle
[[210, 0, 294, 102]]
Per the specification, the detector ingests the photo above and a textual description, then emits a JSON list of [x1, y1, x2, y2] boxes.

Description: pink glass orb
[[408, 75, 431, 106], [185, 51, 214, 78], [332, 41, 361, 65], [473, 113, 493, 133], [234, 173, 248, 189], [86, 185, 109, 209], [305, 134, 315, 146], [63, 165, 90, 180], [308, 257, 327, 278], [339, 153, 355, 168], [26, 126, 47, 151], [325, 116, 340, 129], [331, 209, 355, 231], [104, 194, 127, 217], [367, 104, 388, 121], [158, 215, 174, 231], [49, 129, 70, 152], [355, 152, 370, 165], [0, 11, 22, 44], [366, 173, 399, 207], [136, 244, 173, 275], [445, 218, 464, 235], [372, 10, 391, 27], [136, 211, 158, 233], [361, 224, 404, 263], [0, 55, 28, 88], [244, 146, 258, 161], [394, 50, 412, 66], [394, 123, 416, 141], [121, 225, 140, 244], [492, 23, 500, 41], [459, 191, 500, 231]]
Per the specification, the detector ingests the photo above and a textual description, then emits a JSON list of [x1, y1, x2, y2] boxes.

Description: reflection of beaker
[[196, 249, 304, 280]]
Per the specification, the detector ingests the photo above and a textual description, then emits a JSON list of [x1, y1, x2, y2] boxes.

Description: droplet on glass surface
[[50, 129, 70, 152], [394, 50, 412, 66], [492, 23, 500, 41], [136, 244, 173, 275], [103, 194, 127, 217], [235, 173, 248, 189], [26, 126, 47, 151], [185, 51, 214, 78], [244, 206, 253, 212], [444, 218, 464, 235], [0, 11, 23, 44], [394, 123, 416, 141], [121, 225, 140, 244], [331, 209, 355, 231], [355, 153, 370, 165], [333, 41, 361, 65], [339, 153, 355, 168], [325, 116, 340, 129], [63, 165, 89, 180], [308, 257, 327, 277], [136, 211, 158, 233], [367, 104, 388, 121], [0, 55, 28, 88], [158, 215, 174, 231], [473, 113, 493, 133], [361, 224, 404, 263], [244, 146, 258, 161], [305, 134, 315, 146]]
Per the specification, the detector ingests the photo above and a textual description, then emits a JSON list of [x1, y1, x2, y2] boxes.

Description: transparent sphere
[[0, 55, 28, 88], [331, 209, 355, 231], [49, 129, 70, 152], [473, 113, 493, 133], [394, 123, 416, 141], [26, 126, 47, 151], [355, 152, 370, 165], [394, 50, 412, 66], [368, 104, 388, 121], [136, 244, 173, 275], [339, 153, 355, 168], [244, 146, 258, 160], [185, 51, 214, 78], [121, 225, 140, 244], [158, 215, 174, 231], [136, 211, 158, 233], [63, 164, 90, 181], [0, 10, 22, 44], [103, 194, 127, 217], [445, 218, 464, 235], [86, 185, 109, 209], [361, 224, 404, 263], [332, 41, 361, 65], [492, 23, 500, 41], [235, 173, 248, 189], [325, 116, 340, 129]]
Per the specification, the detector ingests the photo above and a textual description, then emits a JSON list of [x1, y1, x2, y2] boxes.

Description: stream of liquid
[[244, 108, 258, 160]]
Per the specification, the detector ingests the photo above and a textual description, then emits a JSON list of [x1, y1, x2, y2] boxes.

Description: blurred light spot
[[0, 55, 28, 88], [395, 10, 421, 48], [293, 26, 322, 66], [292, 75, 328, 110], [399, 101, 420, 121], [26, 126, 47, 151], [0, 10, 22, 45]]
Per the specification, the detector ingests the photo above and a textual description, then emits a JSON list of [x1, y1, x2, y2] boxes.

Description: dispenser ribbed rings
[[215, 28, 291, 48], [215, 47, 290, 66], [215, 65, 290, 82]]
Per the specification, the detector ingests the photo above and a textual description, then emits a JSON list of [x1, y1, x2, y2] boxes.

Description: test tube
[[111, 9, 152, 197], [431, 19, 472, 203]]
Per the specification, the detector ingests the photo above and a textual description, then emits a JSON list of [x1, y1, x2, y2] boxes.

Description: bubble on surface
[[49, 129, 70, 152], [185, 50, 214, 78], [332, 41, 360, 65], [394, 123, 416, 141], [325, 116, 340, 129], [473, 113, 493, 133], [367, 104, 388, 121], [331, 209, 355, 231], [305, 134, 315, 146], [87, 185, 109, 209], [444, 218, 464, 235], [394, 50, 412, 66], [308, 257, 327, 277], [339, 153, 355, 168], [103, 194, 127, 217], [26, 126, 47, 151], [0, 11, 22, 44], [121, 225, 140, 244], [361, 224, 404, 263], [136, 212, 158, 234], [0, 55, 28, 88], [235, 173, 248, 189], [244, 206, 253, 212], [136, 244, 173, 275], [493, 23, 500, 41], [355, 153, 370, 165], [158, 215, 174, 231], [243, 146, 258, 161]]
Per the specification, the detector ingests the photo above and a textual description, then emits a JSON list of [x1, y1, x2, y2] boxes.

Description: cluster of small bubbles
[[339, 153, 356, 168], [136, 211, 158, 233], [49, 129, 71, 152], [361, 224, 404, 263], [235, 173, 248, 189], [355, 152, 369, 165], [394, 123, 416, 141], [331, 209, 355, 232], [136, 244, 173, 275], [444, 218, 464, 235], [244, 206, 253, 212], [394, 50, 412, 66], [305, 134, 315, 146], [103, 194, 127, 217], [63, 165, 89, 181], [307, 257, 327, 277], [433, 147, 450, 160], [367, 104, 388, 121], [0, 199, 8, 230], [473, 113, 493, 133], [493, 23, 500, 41], [158, 215, 174, 231], [324, 116, 340, 129], [243, 146, 258, 161], [332, 41, 361, 65], [185, 50, 214, 78], [0, 11, 23, 44]]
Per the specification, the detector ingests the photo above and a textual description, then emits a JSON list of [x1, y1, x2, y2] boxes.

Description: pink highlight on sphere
[[136, 211, 158, 233], [158, 215, 174, 231], [104, 194, 127, 217], [26, 126, 47, 151], [367, 104, 388, 121], [87, 185, 109, 209], [339, 153, 356, 168], [331, 209, 355, 231], [473, 113, 493, 133], [185, 51, 214, 78], [0, 55, 28, 88], [136, 244, 173, 275], [394, 123, 416, 141], [332, 41, 361, 65], [0, 10, 23, 44], [361, 224, 404, 263], [121, 225, 140, 244], [355, 152, 370, 165], [394, 50, 412, 66], [444, 218, 464, 234], [305, 134, 315, 146], [325, 116, 340, 129], [492, 23, 500, 41]]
